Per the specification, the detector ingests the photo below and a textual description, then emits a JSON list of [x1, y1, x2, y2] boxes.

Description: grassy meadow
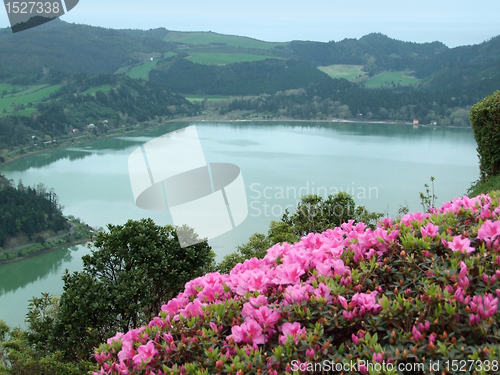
[[126, 60, 158, 80], [317, 64, 367, 81], [183, 94, 232, 102], [163, 31, 283, 50], [364, 71, 420, 88], [82, 84, 113, 95], [0, 84, 61, 115], [186, 53, 277, 65]]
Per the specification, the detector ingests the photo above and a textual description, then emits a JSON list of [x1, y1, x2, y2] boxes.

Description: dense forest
[[221, 78, 472, 125], [0, 174, 67, 248], [150, 57, 331, 95]]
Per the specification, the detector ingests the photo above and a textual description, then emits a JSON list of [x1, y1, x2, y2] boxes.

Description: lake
[[0, 121, 479, 328]]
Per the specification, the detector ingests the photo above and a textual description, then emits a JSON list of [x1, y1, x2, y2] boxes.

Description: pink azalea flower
[[231, 269, 271, 295], [447, 235, 475, 254], [118, 339, 135, 362], [284, 284, 314, 304], [412, 325, 422, 341], [179, 299, 204, 318], [161, 296, 188, 315], [459, 261, 468, 278], [95, 351, 111, 363], [313, 283, 332, 302], [111, 362, 130, 374], [378, 217, 395, 229], [351, 333, 360, 345], [132, 341, 157, 368], [420, 222, 440, 238], [162, 333, 173, 344], [351, 291, 381, 313], [264, 242, 290, 262], [107, 332, 124, 345], [279, 322, 306, 344], [230, 319, 266, 345], [273, 263, 305, 285], [338, 295, 348, 309], [198, 283, 225, 303], [477, 220, 500, 241], [306, 348, 315, 359], [247, 306, 280, 331]]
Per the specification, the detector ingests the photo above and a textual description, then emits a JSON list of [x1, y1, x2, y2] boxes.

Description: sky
[[1, 0, 500, 47]]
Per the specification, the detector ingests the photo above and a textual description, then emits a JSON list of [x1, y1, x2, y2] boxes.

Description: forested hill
[[0, 174, 67, 248], [0, 19, 175, 84], [288, 33, 449, 75], [150, 58, 332, 95], [0, 74, 195, 149]]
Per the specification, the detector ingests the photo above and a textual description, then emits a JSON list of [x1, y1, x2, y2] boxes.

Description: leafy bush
[[469, 91, 500, 181], [469, 175, 500, 198], [94, 192, 500, 374]]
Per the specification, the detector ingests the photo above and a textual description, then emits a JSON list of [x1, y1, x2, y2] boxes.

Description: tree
[[0, 312, 90, 375], [31, 219, 215, 363]]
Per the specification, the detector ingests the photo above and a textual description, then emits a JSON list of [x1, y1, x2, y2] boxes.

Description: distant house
[[88, 123, 96, 129], [413, 119, 419, 125], [430, 121, 438, 126], [72, 128, 79, 133]]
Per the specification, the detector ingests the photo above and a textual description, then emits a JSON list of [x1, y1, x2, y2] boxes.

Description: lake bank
[[0, 114, 472, 167], [0, 220, 94, 264]]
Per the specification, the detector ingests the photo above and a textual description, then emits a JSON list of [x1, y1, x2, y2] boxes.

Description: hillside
[[0, 20, 499, 148], [0, 74, 195, 150], [1, 20, 498, 94], [0, 174, 67, 248], [0, 20, 176, 83], [150, 57, 331, 95]]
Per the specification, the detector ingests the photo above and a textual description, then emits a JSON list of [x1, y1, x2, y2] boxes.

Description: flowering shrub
[[94, 192, 500, 374]]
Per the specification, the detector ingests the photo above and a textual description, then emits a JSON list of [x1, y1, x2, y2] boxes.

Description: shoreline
[[0, 115, 471, 169], [0, 238, 90, 265]]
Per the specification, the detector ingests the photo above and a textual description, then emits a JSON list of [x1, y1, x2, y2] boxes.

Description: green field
[[364, 71, 420, 88], [317, 64, 367, 81], [126, 60, 158, 80], [0, 83, 28, 94], [183, 94, 232, 103], [164, 31, 283, 50], [117, 52, 177, 78], [0, 84, 61, 115], [186, 53, 276, 65], [82, 84, 113, 95]]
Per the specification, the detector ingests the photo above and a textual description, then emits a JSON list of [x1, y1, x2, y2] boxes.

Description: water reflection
[[1, 122, 190, 172], [0, 245, 83, 296]]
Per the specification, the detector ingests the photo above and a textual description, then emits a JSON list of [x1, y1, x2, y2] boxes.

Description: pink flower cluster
[[469, 294, 499, 324], [94, 193, 500, 374]]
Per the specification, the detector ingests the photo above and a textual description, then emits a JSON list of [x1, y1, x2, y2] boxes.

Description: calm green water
[[0, 121, 479, 328]]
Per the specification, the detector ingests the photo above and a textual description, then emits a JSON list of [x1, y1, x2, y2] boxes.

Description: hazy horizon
[[1, 0, 499, 48]]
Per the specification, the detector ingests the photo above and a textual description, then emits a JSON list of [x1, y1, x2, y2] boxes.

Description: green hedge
[[469, 91, 500, 181]]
